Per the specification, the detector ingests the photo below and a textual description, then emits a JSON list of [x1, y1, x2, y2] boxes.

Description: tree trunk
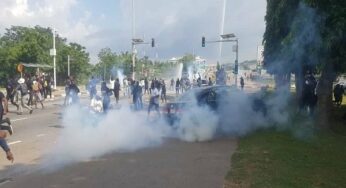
[[316, 62, 335, 129]]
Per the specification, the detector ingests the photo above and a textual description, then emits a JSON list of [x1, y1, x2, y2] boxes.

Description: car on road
[[163, 85, 267, 126]]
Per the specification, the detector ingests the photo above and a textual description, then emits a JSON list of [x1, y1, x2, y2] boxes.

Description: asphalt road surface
[[0, 94, 237, 188]]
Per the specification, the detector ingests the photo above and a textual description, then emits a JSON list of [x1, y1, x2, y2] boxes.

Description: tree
[[263, 0, 346, 128], [0, 26, 92, 85]]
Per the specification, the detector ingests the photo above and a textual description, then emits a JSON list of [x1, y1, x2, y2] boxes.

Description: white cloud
[[0, 0, 267, 64]]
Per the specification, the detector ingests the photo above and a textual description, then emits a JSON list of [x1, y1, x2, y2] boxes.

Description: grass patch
[[225, 98, 346, 188]]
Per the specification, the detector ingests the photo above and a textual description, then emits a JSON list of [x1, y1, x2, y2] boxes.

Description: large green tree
[[0, 26, 92, 85], [263, 0, 346, 128]]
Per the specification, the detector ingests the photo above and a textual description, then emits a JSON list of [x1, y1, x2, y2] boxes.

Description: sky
[[0, 0, 267, 64]]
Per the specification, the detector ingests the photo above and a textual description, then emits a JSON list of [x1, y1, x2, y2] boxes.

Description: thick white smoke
[[43, 85, 292, 168]]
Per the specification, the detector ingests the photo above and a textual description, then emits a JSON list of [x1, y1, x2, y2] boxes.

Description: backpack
[[20, 83, 28, 95], [32, 83, 39, 91]]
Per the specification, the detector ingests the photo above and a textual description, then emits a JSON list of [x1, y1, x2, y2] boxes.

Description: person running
[[16, 78, 33, 115], [161, 80, 167, 103], [148, 85, 160, 116], [0, 93, 14, 163], [32, 80, 44, 109], [176, 78, 180, 95], [0, 91, 13, 135], [113, 78, 121, 104], [6, 78, 19, 111], [0, 132, 14, 163]]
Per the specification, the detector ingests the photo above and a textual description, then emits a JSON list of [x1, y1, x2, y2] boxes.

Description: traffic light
[[202, 36, 206, 47], [151, 38, 155, 47]]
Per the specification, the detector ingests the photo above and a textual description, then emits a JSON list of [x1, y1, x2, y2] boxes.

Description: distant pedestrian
[[88, 76, 97, 100], [208, 77, 213, 86], [144, 78, 149, 94], [32, 80, 44, 109], [69, 80, 80, 104], [64, 77, 72, 106], [101, 81, 112, 113], [16, 78, 33, 115], [161, 80, 167, 103], [176, 78, 180, 95], [240, 76, 245, 90], [170, 78, 175, 91], [334, 84, 344, 106], [148, 86, 160, 116], [113, 78, 121, 104]]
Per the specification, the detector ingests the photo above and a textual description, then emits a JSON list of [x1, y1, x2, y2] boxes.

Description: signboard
[[16, 64, 24, 73], [50, 49, 56, 56]]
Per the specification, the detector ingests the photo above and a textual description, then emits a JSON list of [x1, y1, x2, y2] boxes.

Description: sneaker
[[7, 125, 13, 135], [5, 117, 11, 125]]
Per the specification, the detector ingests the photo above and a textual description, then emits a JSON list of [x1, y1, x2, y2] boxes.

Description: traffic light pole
[[202, 37, 239, 87], [131, 39, 155, 80]]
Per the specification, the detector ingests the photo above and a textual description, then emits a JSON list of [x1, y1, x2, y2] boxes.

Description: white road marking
[[8, 140, 22, 145], [36, 134, 46, 137], [11, 117, 28, 122]]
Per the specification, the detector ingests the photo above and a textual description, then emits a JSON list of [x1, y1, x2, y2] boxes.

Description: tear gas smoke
[[44, 85, 293, 169], [176, 62, 183, 79]]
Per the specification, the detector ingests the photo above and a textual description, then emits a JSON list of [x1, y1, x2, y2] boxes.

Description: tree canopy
[[0, 26, 92, 85]]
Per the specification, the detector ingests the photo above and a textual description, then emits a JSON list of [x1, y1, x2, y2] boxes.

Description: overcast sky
[[0, 0, 267, 64]]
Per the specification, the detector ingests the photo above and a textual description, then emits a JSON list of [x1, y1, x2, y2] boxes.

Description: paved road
[[0, 94, 237, 188]]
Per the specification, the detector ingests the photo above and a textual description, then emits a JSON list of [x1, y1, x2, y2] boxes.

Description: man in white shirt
[[148, 86, 160, 116]]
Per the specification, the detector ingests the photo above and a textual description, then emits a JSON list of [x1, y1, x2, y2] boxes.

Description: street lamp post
[[131, 38, 155, 80], [67, 55, 70, 77], [50, 28, 57, 89]]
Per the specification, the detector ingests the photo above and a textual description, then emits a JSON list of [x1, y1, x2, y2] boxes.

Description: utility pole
[[132, 0, 136, 80], [50, 28, 57, 89], [234, 39, 239, 87], [67, 55, 70, 76]]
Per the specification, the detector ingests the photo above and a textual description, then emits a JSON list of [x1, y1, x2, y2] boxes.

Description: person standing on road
[[32, 80, 44, 109], [170, 78, 175, 91], [113, 78, 121, 104], [16, 78, 33, 115], [69, 80, 80, 104], [88, 76, 97, 100], [240, 76, 245, 90], [161, 80, 167, 103], [176, 78, 180, 95], [45, 75, 53, 99], [64, 77, 72, 106], [144, 78, 149, 95], [123, 78, 129, 97], [333, 83, 344, 106], [101, 81, 112, 113]]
